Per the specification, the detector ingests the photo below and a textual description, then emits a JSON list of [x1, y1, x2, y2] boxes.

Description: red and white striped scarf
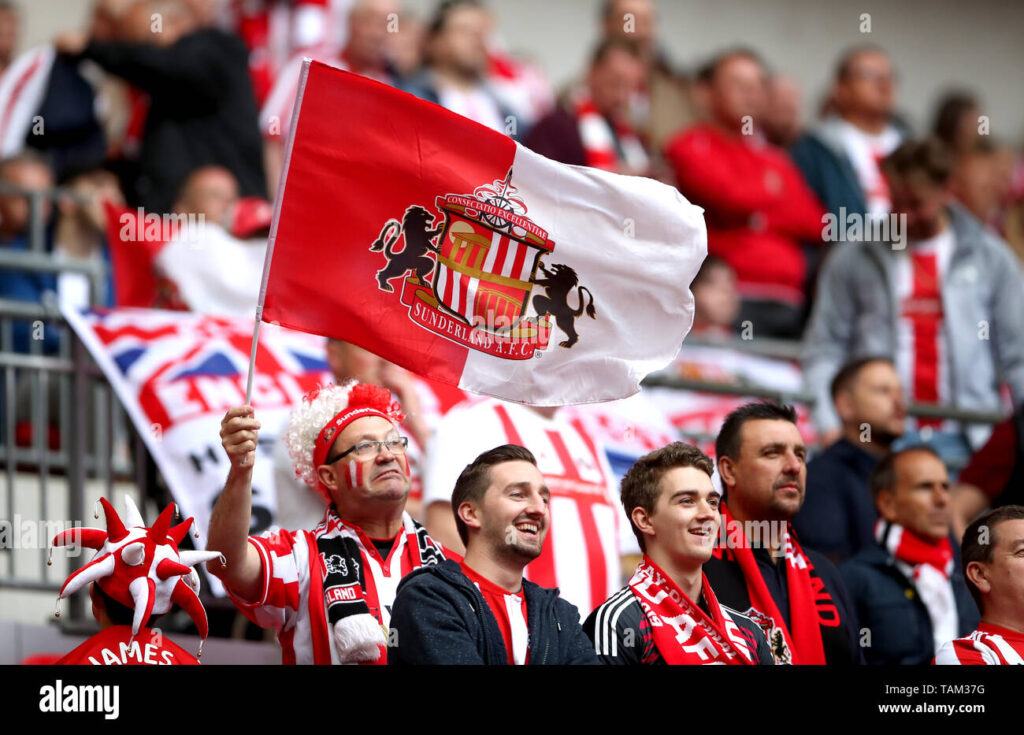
[[573, 94, 649, 175], [876, 519, 953, 577], [719, 503, 827, 665], [629, 556, 755, 665], [876, 519, 957, 650]]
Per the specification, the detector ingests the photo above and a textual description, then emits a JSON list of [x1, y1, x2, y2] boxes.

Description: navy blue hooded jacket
[[388, 559, 598, 665]]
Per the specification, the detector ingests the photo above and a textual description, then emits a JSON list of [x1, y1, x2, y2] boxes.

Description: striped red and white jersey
[[895, 229, 955, 432], [0, 45, 55, 157], [226, 509, 436, 665], [226, 0, 347, 106], [934, 622, 1024, 665], [424, 399, 620, 615]]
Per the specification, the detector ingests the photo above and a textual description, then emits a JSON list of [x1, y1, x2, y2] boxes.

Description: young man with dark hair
[[704, 402, 861, 664], [840, 446, 978, 664], [793, 356, 906, 562], [399, 0, 511, 134], [584, 442, 774, 665], [935, 505, 1024, 664], [388, 444, 598, 665]]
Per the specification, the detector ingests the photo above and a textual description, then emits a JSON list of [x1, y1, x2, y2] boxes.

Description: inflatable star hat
[[50, 495, 223, 657]]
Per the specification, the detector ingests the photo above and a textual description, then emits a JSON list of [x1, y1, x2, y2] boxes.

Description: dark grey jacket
[[388, 559, 599, 665], [802, 202, 1024, 446]]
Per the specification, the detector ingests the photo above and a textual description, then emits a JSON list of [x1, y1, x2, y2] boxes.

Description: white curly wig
[[283, 381, 402, 502]]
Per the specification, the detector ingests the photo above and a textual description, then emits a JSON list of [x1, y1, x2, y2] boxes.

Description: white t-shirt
[[424, 398, 620, 614], [436, 82, 507, 134], [835, 120, 902, 218]]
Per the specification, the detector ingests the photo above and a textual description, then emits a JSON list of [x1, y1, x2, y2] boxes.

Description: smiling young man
[[935, 505, 1024, 664], [387, 444, 598, 665], [207, 382, 447, 665], [584, 442, 774, 665], [703, 402, 861, 664]]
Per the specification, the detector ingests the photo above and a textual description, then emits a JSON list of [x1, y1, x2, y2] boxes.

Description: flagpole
[[242, 58, 314, 466]]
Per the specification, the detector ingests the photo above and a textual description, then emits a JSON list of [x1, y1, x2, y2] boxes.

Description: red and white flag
[[259, 60, 706, 405]]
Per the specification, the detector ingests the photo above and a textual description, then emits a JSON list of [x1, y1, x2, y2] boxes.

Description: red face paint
[[345, 461, 364, 490]]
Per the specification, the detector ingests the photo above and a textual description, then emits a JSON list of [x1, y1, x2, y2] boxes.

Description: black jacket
[[703, 541, 864, 664], [79, 28, 266, 212], [793, 439, 880, 564], [840, 540, 980, 665], [388, 559, 598, 665]]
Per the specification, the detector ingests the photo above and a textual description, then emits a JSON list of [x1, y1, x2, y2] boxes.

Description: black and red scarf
[[711, 504, 843, 665]]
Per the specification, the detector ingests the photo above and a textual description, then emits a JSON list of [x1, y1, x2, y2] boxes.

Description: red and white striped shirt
[[896, 228, 954, 431], [934, 622, 1024, 665], [461, 562, 529, 665], [226, 508, 437, 665], [424, 399, 619, 615]]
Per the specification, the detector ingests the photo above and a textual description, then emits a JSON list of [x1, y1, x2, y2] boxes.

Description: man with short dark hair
[[597, 0, 694, 151], [935, 505, 1024, 664], [388, 444, 598, 665], [840, 447, 978, 664], [794, 356, 906, 562], [803, 138, 1024, 461], [704, 402, 861, 664], [524, 38, 648, 175], [400, 0, 511, 134], [584, 442, 774, 665]]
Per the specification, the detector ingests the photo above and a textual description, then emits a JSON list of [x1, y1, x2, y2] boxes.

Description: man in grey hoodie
[[802, 138, 1024, 462]]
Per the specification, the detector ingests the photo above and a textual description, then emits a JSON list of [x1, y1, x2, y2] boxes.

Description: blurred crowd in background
[[1, 0, 1023, 660]]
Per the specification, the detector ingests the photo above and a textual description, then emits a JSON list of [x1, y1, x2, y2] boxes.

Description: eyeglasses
[[324, 436, 409, 464]]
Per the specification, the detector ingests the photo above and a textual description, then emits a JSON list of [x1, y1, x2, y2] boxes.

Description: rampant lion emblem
[[531, 262, 596, 348], [323, 554, 348, 576], [370, 205, 443, 292]]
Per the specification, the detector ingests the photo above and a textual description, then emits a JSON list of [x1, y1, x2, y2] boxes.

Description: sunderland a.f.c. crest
[[369, 170, 596, 359]]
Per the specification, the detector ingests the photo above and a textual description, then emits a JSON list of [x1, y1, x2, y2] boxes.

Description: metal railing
[[0, 181, 143, 625]]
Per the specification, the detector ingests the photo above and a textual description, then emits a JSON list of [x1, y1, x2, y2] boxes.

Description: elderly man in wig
[[207, 382, 448, 664], [51, 495, 222, 665]]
